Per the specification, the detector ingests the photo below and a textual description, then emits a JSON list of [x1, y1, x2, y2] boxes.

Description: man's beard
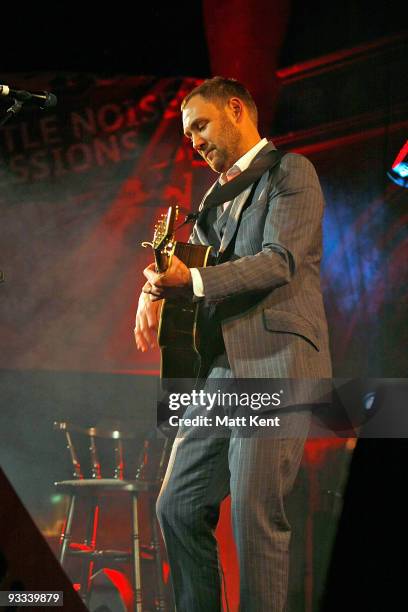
[[210, 116, 242, 173]]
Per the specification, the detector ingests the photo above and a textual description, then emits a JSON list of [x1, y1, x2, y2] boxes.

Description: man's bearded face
[[182, 95, 242, 173]]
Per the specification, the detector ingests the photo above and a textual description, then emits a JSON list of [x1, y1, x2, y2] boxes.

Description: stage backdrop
[[0, 73, 407, 376], [0, 75, 211, 374]]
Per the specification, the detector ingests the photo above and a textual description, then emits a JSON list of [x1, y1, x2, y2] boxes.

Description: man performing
[[134, 77, 332, 611]]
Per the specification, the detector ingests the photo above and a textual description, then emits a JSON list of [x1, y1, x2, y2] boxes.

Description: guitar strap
[[184, 148, 286, 226], [215, 150, 286, 265]]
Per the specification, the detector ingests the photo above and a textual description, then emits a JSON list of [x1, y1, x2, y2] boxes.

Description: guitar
[[142, 206, 212, 380]]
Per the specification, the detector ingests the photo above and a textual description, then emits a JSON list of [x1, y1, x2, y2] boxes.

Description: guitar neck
[[174, 242, 212, 268], [154, 251, 171, 274]]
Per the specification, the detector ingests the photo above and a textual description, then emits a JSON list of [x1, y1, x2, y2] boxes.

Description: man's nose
[[192, 134, 206, 152]]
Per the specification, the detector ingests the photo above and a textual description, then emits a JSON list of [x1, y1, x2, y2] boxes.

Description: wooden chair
[[54, 421, 169, 611]]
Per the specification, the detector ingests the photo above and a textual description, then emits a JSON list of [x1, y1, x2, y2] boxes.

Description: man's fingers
[[134, 294, 152, 350], [134, 290, 163, 351], [134, 329, 148, 352], [143, 267, 155, 282], [135, 319, 154, 351], [143, 266, 163, 286], [134, 326, 149, 352], [142, 282, 164, 299], [134, 311, 152, 351], [150, 286, 164, 298], [145, 299, 161, 328]]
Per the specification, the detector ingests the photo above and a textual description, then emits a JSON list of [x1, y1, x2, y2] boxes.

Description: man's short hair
[[181, 76, 258, 125]]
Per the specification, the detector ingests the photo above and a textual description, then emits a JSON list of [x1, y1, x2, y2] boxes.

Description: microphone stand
[[0, 98, 25, 283], [0, 97, 24, 127]]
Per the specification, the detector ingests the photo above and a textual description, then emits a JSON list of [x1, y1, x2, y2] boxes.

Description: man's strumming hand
[[134, 283, 162, 352]]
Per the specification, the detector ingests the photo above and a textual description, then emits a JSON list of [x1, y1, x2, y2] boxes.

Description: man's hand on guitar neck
[[134, 284, 162, 352], [143, 255, 193, 301]]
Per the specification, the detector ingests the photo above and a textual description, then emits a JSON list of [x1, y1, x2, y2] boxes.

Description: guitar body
[[158, 241, 212, 380]]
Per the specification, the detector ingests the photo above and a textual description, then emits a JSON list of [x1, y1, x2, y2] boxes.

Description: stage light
[[50, 494, 63, 504], [387, 140, 408, 188], [363, 391, 376, 411]]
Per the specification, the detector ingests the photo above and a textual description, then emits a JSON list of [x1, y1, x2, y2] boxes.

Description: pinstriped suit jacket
[[189, 141, 332, 379]]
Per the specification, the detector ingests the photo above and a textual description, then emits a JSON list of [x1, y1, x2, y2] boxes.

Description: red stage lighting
[[388, 140, 408, 188], [88, 568, 133, 612]]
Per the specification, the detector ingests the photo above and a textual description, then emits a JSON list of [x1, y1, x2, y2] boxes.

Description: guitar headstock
[[142, 206, 179, 273]]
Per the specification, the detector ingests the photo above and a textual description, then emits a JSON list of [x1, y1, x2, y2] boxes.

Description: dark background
[[1, 0, 405, 74]]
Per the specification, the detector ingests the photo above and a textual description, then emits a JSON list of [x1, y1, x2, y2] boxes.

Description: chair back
[[54, 421, 170, 484]]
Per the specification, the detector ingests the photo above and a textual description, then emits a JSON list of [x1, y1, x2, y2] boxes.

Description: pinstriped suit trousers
[[156, 356, 311, 611]]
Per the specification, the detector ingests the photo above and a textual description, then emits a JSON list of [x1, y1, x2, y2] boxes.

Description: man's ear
[[227, 97, 244, 123]]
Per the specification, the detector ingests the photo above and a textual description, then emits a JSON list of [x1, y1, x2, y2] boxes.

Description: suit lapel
[[219, 142, 277, 253], [194, 141, 278, 250], [219, 185, 253, 253], [194, 180, 219, 245]]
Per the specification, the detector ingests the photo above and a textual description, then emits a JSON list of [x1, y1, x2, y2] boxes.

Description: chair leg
[[151, 499, 166, 611], [59, 494, 76, 566], [82, 497, 99, 604], [131, 493, 143, 612]]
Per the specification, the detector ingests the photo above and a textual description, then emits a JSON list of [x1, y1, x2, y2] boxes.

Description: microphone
[[0, 84, 57, 108]]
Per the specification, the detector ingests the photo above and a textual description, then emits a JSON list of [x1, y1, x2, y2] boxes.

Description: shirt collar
[[220, 137, 268, 184]]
